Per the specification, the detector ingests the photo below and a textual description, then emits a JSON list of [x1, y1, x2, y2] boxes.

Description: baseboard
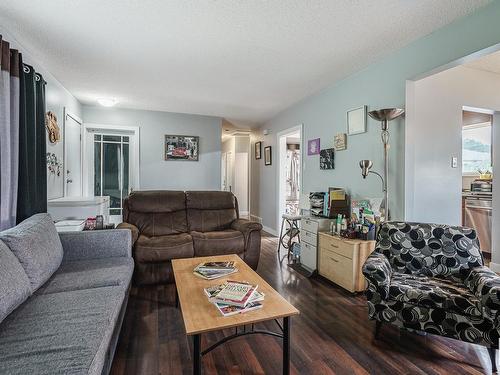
[[490, 262, 500, 273], [262, 225, 278, 237]]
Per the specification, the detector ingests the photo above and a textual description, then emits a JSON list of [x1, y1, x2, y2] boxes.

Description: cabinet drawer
[[319, 235, 354, 259], [302, 218, 318, 233], [301, 242, 317, 270], [319, 250, 354, 291], [302, 230, 317, 246]]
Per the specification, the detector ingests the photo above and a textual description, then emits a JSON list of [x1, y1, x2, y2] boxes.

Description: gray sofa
[[0, 213, 134, 375]]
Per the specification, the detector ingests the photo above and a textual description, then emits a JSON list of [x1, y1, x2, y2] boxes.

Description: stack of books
[[193, 261, 237, 280], [204, 280, 264, 316]]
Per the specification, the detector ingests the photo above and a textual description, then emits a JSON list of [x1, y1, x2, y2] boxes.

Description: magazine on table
[[204, 283, 264, 303], [193, 261, 238, 280], [214, 301, 263, 317], [209, 280, 258, 308]]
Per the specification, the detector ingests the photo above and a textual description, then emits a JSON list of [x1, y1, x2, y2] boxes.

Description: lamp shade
[[359, 160, 373, 179], [368, 108, 404, 122]]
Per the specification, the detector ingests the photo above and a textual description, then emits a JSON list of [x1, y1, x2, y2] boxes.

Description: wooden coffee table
[[172, 254, 299, 375]]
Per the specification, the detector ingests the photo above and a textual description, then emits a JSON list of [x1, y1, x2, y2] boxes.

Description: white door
[[64, 111, 82, 197], [83, 125, 140, 224]]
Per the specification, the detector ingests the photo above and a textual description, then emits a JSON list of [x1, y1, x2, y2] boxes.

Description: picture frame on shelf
[[347, 105, 367, 135], [264, 146, 272, 166], [255, 141, 262, 159]]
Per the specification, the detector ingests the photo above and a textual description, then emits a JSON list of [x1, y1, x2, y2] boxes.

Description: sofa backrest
[[375, 221, 483, 279], [123, 190, 188, 236], [186, 191, 238, 232]]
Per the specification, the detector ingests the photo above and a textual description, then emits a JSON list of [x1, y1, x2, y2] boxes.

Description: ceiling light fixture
[[97, 98, 118, 107]]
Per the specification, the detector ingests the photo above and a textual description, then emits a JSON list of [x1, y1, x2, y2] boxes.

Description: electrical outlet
[[451, 156, 458, 168]]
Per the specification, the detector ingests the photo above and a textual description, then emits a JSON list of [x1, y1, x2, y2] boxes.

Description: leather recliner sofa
[[117, 190, 262, 285]]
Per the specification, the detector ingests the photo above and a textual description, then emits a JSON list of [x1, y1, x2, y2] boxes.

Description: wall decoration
[[334, 133, 347, 151], [164, 135, 199, 161], [307, 138, 320, 155], [46, 153, 62, 176], [255, 141, 262, 159], [264, 146, 272, 165], [347, 105, 367, 135], [320, 148, 335, 170], [45, 111, 61, 143]]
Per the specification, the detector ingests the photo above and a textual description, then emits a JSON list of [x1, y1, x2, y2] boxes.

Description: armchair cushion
[[465, 266, 500, 318], [191, 230, 245, 257], [231, 219, 263, 237], [362, 252, 393, 300], [135, 233, 194, 263], [116, 222, 139, 244], [389, 273, 482, 316]]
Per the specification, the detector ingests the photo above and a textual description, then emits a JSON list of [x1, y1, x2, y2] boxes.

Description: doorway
[[277, 125, 302, 230], [63, 110, 83, 197], [82, 124, 140, 224]]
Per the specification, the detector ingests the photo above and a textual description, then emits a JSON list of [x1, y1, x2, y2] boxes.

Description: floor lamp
[[359, 108, 404, 220]]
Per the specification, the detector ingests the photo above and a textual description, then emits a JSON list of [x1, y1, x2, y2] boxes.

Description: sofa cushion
[[186, 191, 238, 232], [36, 257, 134, 295], [388, 272, 482, 317], [191, 230, 245, 256], [0, 240, 31, 323], [0, 286, 124, 375], [0, 213, 63, 292], [125, 191, 188, 236], [135, 233, 194, 262]]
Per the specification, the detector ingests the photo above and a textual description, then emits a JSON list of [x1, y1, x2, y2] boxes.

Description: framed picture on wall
[[164, 135, 199, 161], [264, 146, 272, 165], [255, 141, 262, 159], [307, 138, 320, 155], [320, 148, 335, 170], [347, 105, 367, 135]]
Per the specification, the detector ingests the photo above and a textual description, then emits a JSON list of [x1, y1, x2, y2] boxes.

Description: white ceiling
[[465, 50, 500, 75], [0, 0, 490, 126]]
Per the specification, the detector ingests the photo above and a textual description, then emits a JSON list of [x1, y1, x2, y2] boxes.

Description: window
[[462, 122, 492, 174]]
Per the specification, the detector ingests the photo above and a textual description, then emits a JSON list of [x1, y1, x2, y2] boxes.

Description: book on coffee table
[[205, 283, 264, 303], [209, 280, 258, 308], [215, 301, 263, 317], [193, 261, 238, 280]]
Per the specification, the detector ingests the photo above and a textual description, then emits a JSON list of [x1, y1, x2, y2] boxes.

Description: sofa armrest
[[231, 219, 263, 237], [362, 252, 393, 299], [59, 229, 132, 262], [466, 266, 500, 316], [116, 222, 140, 244]]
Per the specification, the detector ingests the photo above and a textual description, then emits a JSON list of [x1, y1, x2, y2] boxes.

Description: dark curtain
[[16, 61, 47, 223]]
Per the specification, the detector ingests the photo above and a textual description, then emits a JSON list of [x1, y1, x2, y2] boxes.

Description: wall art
[[347, 105, 367, 135], [320, 148, 335, 170], [307, 138, 320, 155], [334, 133, 347, 151], [264, 146, 272, 165], [165, 135, 199, 161], [255, 141, 262, 159]]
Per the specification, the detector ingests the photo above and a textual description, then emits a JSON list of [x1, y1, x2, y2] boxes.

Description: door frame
[[82, 123, 141, 197], [276, 124, 303, 232], [63, 108, 83, 197]]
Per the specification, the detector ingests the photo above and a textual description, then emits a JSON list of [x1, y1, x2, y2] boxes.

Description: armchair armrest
[[465, 266, 500, 315], [362, 252, 393, 299], [116, 222, 140, 244], [231, 219, 262, 237], [60, 229, 132, 263]]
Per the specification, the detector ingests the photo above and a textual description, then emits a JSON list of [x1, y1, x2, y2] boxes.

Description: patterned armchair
[[362, 222, 500, 371]]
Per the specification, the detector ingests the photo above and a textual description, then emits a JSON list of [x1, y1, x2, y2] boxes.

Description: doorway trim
[[276, 124, 303, 232], [82, 123, 141, 197], [63, 108, 83, 197]]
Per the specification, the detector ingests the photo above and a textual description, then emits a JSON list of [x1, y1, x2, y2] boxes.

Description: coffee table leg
[[283, 316, 290, 375], [193, 334, 201, 375]]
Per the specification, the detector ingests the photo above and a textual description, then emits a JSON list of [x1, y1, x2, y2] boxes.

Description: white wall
[[82, 106, 222, 191], [0, 26, 83, 200], [406, 66, 500, 224]]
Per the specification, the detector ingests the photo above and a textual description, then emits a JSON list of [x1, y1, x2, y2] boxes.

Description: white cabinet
[[300, 216, 334, 272]]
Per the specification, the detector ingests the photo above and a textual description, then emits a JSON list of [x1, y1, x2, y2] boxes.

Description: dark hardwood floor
[[111, 234, 494, 374]]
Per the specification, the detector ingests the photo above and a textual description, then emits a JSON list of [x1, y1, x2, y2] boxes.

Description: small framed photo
[[347, 105, 367, 135], [264, 146, 272, 166], [255, 141, 262, 159], [320, 148, 335, 170], [307, 138, 320, 155], [165, 135, 199, 161], [334, 133, 347, 151]]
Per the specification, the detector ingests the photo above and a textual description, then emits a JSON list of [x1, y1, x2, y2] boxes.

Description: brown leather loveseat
[[117, 190, 262, 285]]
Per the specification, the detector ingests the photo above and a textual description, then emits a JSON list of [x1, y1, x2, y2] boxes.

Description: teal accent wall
[[251, 1, 500, 231]]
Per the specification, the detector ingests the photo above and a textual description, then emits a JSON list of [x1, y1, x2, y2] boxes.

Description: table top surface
[[172, 254, 299, 335]]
